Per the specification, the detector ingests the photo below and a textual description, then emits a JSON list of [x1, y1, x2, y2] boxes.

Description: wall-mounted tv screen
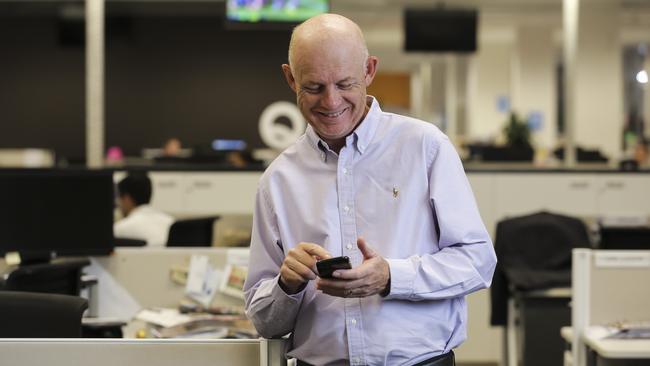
[[404, 8, 478, 53], [226, 0, 328, 23]]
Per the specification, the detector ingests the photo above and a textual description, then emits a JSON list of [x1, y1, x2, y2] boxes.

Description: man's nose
[[321, 86, 342, 108]]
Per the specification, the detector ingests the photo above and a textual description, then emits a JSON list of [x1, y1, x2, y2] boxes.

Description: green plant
[[503, 112, 532, 149]]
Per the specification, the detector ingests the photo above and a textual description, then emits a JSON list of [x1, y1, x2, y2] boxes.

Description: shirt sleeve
[[243, 186, 305, 338], [384, 136, 497, 300]]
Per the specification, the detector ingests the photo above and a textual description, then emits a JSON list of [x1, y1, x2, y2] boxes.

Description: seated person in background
[[114, 173, 174, 247], [162, 138, 182, 157]]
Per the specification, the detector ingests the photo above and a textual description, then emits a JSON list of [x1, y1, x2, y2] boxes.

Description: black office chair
[[490, 211, 591, 366], [0, 291, 88, 337], [114, 237, 147, 247], [167, 216, 219, 247], [0, 258, 90, 296]]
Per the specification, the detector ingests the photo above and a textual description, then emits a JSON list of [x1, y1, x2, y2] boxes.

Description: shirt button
[[352, 357, 359, 364], [342, 168, 348, 175], [346, 243, 353, 250], [350, 318, 357, 325], [344, 206, 350, 213]]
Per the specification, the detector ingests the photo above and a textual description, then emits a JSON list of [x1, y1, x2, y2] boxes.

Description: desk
[[562, 326, 650, 366], [583, 327, 650, 366]]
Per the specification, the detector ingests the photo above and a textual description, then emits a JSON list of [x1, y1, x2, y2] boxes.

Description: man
[[244, 14, 496, 366], [114, 173, 174, 247]]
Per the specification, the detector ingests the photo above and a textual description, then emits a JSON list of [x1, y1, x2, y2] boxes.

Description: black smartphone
[[316, 256, 352, 278]]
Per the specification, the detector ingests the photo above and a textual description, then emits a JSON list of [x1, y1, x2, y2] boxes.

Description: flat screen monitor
[[0, 169, 115, 257], [404, 8, 478, 53], [599, 226, 650, 250], [226, 0, 328, 23]]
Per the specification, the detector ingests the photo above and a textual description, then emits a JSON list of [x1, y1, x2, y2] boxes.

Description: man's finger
[[357, 237, 377, 260], [317, 277, 365, 290], [331, 267, 362, 280], [298, 242, 332, 260], [285, 256, 317, 281]]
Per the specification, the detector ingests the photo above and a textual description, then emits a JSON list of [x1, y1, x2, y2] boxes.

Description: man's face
[[283, 43, 377, 148]]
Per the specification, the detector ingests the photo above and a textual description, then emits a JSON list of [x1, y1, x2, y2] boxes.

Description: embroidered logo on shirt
[[393, 186, 399, 198]]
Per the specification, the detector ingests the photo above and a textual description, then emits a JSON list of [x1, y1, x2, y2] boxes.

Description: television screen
[[404, 8, 478, 53], [0, 169, 115, 257], [226, 0, 328, 23]]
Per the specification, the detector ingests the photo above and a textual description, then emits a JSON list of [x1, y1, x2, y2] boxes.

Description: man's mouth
[[318, 108, 347, 118]]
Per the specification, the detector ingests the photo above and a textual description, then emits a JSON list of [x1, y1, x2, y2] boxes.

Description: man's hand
[[279, 242, 331, 294], [317, 237, 390, 298]]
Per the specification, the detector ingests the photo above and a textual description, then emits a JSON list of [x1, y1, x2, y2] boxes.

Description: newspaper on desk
[[135, 307, 256, 339], [604, 321, 650, 340]]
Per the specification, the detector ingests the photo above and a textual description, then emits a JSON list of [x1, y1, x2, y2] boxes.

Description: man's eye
[[338, 84, 352, 90], [303, 86, 320, 93]]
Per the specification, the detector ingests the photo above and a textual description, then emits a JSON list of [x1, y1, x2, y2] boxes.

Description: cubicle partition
[[0, 338, 287, 366], [572, 249, 650, 366], [87, 247, 247, 319]]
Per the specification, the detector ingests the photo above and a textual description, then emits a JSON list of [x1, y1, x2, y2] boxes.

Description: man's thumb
[[357, 237, 376, 259]]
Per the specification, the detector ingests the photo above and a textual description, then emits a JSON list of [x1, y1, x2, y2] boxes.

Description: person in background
[[244, 14, 496, 366], [162, 138, 183, 157], [114, 173, 174, 247]]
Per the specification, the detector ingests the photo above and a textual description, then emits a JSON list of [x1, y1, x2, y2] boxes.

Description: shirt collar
[[305, 96, 382, 161]]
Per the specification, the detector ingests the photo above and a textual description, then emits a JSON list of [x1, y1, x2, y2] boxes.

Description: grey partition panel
[[589, 260, 650, 326], [0, 339, 262, 366], [90, 247, 246, 311]]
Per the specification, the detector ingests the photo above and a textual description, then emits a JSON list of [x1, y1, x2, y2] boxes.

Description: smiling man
[[244, 14, 496, 366]]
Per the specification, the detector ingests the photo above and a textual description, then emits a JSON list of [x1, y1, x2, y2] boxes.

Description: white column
[[563, 0, 579, 166], [445, 55, 458, 143], [513, 26, 556, 150], [644, 57, 650, 132], [410, 62, 427, 121], [86, 0, 105, 168], [567, 0, 624, 163]]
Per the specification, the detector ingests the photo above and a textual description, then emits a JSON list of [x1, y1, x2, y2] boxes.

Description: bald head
[[288, 14, 369, 73], [280, 14, 378, 153]]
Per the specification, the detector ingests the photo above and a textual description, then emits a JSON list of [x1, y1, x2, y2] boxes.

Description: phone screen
[[317, 256, 351, 278]]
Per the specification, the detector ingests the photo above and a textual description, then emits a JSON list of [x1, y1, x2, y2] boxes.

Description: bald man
[[244, 14, 496, 366]]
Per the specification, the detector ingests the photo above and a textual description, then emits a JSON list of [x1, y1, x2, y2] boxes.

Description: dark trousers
[[296, 350, 455, 366]]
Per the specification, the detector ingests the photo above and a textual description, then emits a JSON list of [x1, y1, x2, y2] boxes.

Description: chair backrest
[[0, 291, 88, 337], [2, 259, 90, 296], [490, 211, 591, 325], [114, 237, 147, 247], [167, 216, 219, 247]]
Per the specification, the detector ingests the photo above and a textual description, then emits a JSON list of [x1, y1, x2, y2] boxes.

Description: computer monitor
[[0, 169, 115, 257], [599, 226, 650, 250]]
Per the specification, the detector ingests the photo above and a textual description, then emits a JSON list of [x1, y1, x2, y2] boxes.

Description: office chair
[[114, 237, 147, 247], [0, 258, 90, 296], [0, 291, 88, 337], [167, 216, 219, 247], [490, 211, 591, 366]]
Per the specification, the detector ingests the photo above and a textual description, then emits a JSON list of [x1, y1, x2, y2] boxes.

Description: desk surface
[[583, 327, 650, 359]]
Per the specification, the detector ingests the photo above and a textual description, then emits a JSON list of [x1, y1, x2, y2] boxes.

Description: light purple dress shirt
[[244, 97, 497, 366]]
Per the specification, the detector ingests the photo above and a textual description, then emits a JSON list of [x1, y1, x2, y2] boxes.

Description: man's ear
[[364, 56, 379, 86], [282, 64, 297, 93]]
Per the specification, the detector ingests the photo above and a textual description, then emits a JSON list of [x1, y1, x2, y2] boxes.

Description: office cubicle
[[0, 338, 287, 366], [571, 249, 650, 366]]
